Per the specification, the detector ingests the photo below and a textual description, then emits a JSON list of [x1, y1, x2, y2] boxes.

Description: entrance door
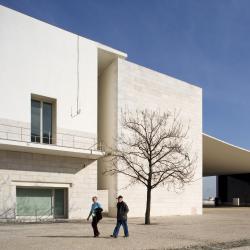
[[54, 189, 67, 218]]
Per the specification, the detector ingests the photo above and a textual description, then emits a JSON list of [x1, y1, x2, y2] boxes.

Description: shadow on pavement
[[28, 235, 111, 239]]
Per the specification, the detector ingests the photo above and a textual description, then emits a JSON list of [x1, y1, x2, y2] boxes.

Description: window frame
[[31, 94, 56, 144]]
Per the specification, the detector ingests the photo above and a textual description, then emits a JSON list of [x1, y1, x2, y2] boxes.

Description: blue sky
[[1, 0, 250, 150]]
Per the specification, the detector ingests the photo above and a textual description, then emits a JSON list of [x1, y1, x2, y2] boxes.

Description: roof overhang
[[203, 134, 250, 176], [96, 42, 127, 59]]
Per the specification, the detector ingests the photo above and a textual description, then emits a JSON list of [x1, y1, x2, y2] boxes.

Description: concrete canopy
[[203, 134, 250, 176]]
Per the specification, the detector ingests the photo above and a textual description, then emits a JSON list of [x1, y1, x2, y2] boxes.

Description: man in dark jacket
[[111, 195, 129, 238]]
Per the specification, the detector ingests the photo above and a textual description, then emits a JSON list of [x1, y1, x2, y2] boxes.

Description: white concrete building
[[0, 5, 203, 220]]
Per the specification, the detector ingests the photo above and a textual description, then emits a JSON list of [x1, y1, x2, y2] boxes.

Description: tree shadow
[[136, 223, 159, 225]]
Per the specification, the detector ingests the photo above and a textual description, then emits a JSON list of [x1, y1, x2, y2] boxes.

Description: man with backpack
[[87, 196, 103, 237]]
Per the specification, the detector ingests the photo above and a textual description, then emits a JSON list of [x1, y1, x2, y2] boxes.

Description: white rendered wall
[[0, 6, 97, 136], [116, 59, 203, 217], [0, 6, 99, 220]]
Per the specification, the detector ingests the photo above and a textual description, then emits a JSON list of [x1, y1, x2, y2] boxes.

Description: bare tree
[[105, 109, 196, 225]]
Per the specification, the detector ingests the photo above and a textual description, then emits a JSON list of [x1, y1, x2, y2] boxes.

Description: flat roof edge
[[0, 5, 128, 59]]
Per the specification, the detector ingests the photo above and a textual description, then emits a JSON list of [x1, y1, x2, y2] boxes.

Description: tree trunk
[[145, 187, 152, 224]]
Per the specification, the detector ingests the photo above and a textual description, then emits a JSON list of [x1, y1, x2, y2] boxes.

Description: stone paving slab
[[231, 247, 250, 250], [1, 208, 250, 250]]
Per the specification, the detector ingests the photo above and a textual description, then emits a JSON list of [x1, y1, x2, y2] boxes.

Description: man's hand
[[87, 216, 90, 221]]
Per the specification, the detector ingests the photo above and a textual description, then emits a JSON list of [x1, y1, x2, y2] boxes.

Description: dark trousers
[[113, 219, 129, 237], [91, 216, 100, 236]]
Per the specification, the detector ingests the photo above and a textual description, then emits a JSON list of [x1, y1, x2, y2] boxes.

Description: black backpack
[[95, 207, 103, 220]]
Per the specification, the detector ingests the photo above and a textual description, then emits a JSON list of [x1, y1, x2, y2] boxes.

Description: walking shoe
[[110, 235, 117, 238]]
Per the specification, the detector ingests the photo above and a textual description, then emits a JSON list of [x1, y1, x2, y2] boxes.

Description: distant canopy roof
[[203, 134, 250, 176]]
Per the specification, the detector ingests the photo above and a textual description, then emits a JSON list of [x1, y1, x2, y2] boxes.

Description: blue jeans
[[113, 219, 129, 237]]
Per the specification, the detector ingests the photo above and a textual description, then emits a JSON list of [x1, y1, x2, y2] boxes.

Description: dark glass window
[[43, 102, 52, 144], [31, 100, 41, 143], [31, 99, 53, 144]]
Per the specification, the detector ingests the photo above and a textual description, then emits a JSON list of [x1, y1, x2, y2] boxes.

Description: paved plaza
[[1, 208, 250, 250]]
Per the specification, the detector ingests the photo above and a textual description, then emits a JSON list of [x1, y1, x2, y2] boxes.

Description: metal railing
[[0, 123, 103, 152]]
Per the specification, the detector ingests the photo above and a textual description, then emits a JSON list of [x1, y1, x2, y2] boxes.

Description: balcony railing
[[0, 123, 102, 151]]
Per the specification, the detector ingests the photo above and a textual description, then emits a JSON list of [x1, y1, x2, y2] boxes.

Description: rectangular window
[[16, 188, 53, 216], [43, 102, 52, 144], [31, 98, 54, 144], [31, 100, 41, 143], [16, 187, 67, 218]]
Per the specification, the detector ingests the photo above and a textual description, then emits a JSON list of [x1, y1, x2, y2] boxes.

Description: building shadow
[[0, 150, 95, 174]]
